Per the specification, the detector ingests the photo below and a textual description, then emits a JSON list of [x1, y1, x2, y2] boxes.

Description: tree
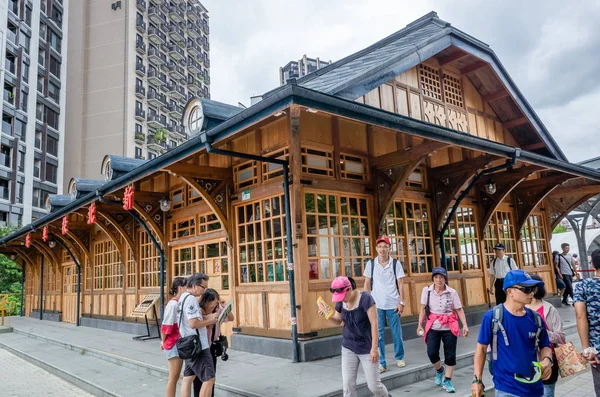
[[553, 224, 567, 234], [0, 225, 22, 315]]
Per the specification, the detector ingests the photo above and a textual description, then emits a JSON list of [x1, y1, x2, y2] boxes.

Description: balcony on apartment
[[147, 132, 167, 151], [135, 108, 146, 121], [135, 85, 146, 98], [168, 124, 187, 140], [136, 0, 146, 11], [166, 102, 182, 118], [3, 84, 16, 107], [186, 74, 197, 88], [4, 57, 16, 77], [147, 90, 166, 107], [148, 25, 167, 46], [166, 43, 185, 61], [148, 45, 167, 66], [136, 19, 146, 33], [186, 5, 200, 21], [187, 57, 201, 74], [136, 40, 146, 54], [201, 20, 209, 35], [167, 5, 185, 23], [134, 132, 145, 144], [149, 0, 163, 6], [147, 68, 167, 87], [164, 22, 184, 43], [187, 39, 202, 57], [186, 22, 201, 39], [136, 63, 146, 76], [147, 113, 166, 129], [148, 6, 166, 25]]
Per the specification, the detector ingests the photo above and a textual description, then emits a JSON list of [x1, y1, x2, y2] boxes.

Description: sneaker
[[379, 365, 387, 373], [442, 379, 456, 393], [435, 366, 445, 386], [396, 360, 406, 368]]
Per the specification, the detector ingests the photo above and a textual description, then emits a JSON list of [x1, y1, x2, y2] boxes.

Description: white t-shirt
[[363, 257, 405, 310], [557, 253, 573, 276], [487, 256, 516, 279], [177, 291, 209, 351]]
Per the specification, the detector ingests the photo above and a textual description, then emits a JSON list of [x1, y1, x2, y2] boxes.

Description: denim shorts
[[164, 344, 179, 360]]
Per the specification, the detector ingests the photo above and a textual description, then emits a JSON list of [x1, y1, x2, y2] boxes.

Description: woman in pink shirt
[[160, 277, 187, 397], [416, 267, 469, 394]]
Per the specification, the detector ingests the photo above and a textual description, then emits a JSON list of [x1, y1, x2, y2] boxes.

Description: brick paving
[[555, 369, 595, 397], [0, 348, 93, 397]]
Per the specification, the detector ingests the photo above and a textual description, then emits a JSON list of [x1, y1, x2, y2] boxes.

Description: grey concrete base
[[80, 317, 160, 338], [30, 311, 62, 322], [0, 326, 13, 334]]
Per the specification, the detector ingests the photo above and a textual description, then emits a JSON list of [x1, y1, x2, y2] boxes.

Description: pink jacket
[[423, 312, 459, 343]]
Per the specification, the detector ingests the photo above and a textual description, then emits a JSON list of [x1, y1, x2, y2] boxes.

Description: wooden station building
[[2, 12, 600, 360]]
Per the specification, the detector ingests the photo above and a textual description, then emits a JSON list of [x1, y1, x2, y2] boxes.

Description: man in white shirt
[[555, 243, 575, 306], [487, 243, 517, 304], [178, 273, 219, 397], [364, 236, 406, 373]]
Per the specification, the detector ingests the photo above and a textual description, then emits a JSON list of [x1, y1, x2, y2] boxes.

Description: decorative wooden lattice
[[419, 65, 442, 101], [443, 73, 464, 108]]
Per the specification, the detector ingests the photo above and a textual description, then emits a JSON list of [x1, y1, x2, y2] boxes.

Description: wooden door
[[61, 265, 77, 323]]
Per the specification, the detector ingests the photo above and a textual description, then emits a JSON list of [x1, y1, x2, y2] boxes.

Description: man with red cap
[[364, 236, 406, 373]]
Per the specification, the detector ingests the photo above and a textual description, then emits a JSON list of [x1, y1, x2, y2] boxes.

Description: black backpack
[[492, 256, 515, 273], [369, 258, 400, 294]]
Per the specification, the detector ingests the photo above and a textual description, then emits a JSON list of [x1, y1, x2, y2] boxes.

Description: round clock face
[[188, 101, 204, 133]]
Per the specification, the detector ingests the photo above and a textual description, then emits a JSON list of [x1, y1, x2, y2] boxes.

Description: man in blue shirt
[[471, 270, 553, 397], [574, 249, 600, 396]]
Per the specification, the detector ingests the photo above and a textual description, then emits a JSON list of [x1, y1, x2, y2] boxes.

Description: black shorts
[[183, 348, 215, 382]]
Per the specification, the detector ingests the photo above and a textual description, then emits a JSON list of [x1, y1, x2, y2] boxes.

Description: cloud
[[201, 0, 600, 162]]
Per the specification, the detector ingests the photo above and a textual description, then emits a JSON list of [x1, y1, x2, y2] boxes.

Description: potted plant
[[154, 128, 167, 144], [135, 132, 145, 141]]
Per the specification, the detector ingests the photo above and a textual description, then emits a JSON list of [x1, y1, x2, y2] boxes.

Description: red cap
[[376, 236, 391, 246]]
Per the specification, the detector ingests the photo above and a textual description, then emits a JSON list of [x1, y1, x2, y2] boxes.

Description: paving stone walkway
[[0, 348, 93, 396], [555, 369, 596, 397]]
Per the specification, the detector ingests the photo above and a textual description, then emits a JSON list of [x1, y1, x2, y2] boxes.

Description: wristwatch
[[472, 375, 483, 384], [399, 301, 406, 306], [542, 355, 554, 365]]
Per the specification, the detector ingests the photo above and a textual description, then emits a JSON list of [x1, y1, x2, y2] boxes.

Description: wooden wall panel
[[371, 127, 398, 157], [93, 294, 100, 315], [267, 293, 291, 330], [101, 294, 108, 316], [338, 119, 368, 153], [395, 67, 419, 89], [306, 290, 338, 331], [409, 93, 422, 120], [84, 294, 92, 315], [395, 87, 409, 116], [430, 148, 450, 168], [262, 118, 288, 151], [365, 88, 381, 108], [536, 270, 555, 294], [125, 294, 137, 317], [464, 78, 483, 111], [380, 84, 395, 112], [464, 277, 486, 306], [232, 131, 258, 155], [301, 112, 332, 145], [475, 115, 487, 139], [208, 153, 229, 168], [237, 293, 263, 328]]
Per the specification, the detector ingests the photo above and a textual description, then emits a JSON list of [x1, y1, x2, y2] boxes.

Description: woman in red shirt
[[160, 277, 187, 397]]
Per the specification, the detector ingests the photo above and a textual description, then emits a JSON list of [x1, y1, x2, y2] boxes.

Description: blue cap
[[503, 270, 543, 290], [494, 243, 505, 250], [432, 267, 447, 279]]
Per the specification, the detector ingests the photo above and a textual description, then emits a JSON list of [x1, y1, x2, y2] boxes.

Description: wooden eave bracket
[[371, 141, 450, 169], [548, 193, 598, 230], [165, 163, 231, 180]]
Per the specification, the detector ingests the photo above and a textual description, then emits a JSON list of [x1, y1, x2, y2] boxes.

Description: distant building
[[279, 55, 331, 85]]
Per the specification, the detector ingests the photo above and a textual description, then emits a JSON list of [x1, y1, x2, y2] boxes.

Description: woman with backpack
[[160, 277, 187, 397], [416, 267, 469, 393], [526, 274, 565, 397]]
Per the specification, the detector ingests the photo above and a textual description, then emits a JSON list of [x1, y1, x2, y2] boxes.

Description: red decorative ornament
[[123, 185, 135, 211], [87, 202, 97, 225], [42, 226, 49, 242], [25, 233, 31, 248], [62, 216, 69, 235]]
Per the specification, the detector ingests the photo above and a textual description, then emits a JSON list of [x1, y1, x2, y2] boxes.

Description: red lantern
[[42, 226, 49, 242], [87, 202, 97, 225], [25, 233, 31, 248], [62, 216, 69, 235], [123, 185, 135, 211]]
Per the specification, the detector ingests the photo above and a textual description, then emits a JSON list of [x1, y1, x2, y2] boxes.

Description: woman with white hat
[[416, 267, 469, 393]]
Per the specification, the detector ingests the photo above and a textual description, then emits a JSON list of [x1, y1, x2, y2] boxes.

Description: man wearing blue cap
[[487, 243, 518, 305], [472, 270, 553, 397]]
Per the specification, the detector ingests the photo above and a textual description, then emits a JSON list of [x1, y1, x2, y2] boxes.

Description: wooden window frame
[[236, 195, 288, 284], [198, 213, 222, 234], [170, 186, 186, 210], [170, 216, 197, 240], [520, 214, 550, 267], [305, 191, 373, 281], [262, 147, 289, 182], [405, 165, 427, 189], [340, 153, 368, 182], [139, 230, 160, 288], [301, 146, 334, 178], [173, 245, 197, 277], [442, 206, 481, 272], [383, 199, 435, 275], [198, 240, 230, 291], [234, 160, 258, 191], [483, 210, 519, 268], [126, 247, 136, 288]]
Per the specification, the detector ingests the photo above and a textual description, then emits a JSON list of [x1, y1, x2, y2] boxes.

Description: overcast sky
[[201, 0, 600, 163]]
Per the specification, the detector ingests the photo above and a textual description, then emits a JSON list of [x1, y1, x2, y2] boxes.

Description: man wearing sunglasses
[[472, 270, 553, 397]]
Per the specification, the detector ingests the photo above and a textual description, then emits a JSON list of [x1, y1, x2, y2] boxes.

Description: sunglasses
[[512, 285, 537, 294], [330, 286, 350, 294]]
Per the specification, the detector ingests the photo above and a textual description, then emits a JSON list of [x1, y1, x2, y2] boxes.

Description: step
[[0, 332, 167, 397]]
